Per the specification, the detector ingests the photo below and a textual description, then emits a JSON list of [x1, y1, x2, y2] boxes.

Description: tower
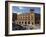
[[30, 9, 35, 26]]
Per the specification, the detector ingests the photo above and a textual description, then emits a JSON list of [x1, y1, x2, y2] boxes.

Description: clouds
[[12, 6, 40, 14]]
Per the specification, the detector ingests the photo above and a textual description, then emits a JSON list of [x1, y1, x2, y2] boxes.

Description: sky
[[12, 6, 40, 14]]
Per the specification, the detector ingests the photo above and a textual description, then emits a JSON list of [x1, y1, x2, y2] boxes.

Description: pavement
[[12, 23, 40, 30]]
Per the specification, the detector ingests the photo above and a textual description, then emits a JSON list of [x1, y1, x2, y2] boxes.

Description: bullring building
[[14, 9, 40, 27]]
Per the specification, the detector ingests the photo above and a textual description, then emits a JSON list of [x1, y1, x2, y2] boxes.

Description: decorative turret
[[30, 9, 34, 13]]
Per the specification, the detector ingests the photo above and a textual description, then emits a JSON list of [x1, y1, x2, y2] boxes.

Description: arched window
[[32, 22, 33, 25], [28, 21, 30, 24], [25, 22, 27, 24], [22, 22, 23, 24]]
